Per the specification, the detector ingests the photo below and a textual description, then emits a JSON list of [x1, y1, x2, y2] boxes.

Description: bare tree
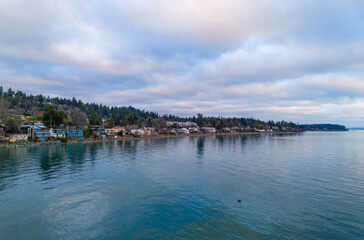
[[70, 109, 88, 127], [152, 118, 167, 129]]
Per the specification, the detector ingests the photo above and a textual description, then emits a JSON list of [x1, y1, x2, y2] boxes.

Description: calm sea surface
[[0, 132, 364, 239]]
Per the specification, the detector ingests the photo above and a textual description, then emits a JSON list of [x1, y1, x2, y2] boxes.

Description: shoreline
[[0, 131, 302, 148]]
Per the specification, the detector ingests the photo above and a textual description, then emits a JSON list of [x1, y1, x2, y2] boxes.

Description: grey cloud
[[1, 0, 364, 126]]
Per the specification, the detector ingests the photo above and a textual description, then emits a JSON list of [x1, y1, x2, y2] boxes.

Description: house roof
[[28, 125, 47, 130]]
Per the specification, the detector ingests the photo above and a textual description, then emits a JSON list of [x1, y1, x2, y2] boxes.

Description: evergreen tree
[[7, 88, 14, 97], [90, 111, 102, 125], [196, 113, 205, 127], [106, 115, 115, 128], [217, 118, 226, 130], [121, 115, 129, 126], [42, 105, 66, 127]]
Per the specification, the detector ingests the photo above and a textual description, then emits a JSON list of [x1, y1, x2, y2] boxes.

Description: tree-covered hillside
[[0, 86, 301, 129]]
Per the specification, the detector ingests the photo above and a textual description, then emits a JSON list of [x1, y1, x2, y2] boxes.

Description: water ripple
[[0, 133, 364, 239]]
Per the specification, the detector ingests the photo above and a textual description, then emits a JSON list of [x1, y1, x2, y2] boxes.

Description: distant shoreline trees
[[299, 124, 348, 131]]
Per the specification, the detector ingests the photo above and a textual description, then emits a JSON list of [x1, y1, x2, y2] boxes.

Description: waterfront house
[[222, 127, 231, 133], [188, 127, 199, 133], [151, 130, 159, 135], [6, 134, 28, 143], [20, 121, 44, 134], [50, 128, 67, 138], [231, 127, 240, 132], [0, 125, 6, 141], [112, 127, 126, 136], [143, 129, 152, 136], [130, 129, 145, 136], [27, 125, 51, 141], [166, 128, 177, 135], [158, 128, 169, 135], [105, 129, 118, 138], [67, 128, 84, 140], [244, 126, 252, 131], [20, 121, 34, 133], [90, 126, 107, 138], [176, 128, 190, 134], [143, 127, 155, 136], [272, 126, 280, 131], [200, 127, 216, 133], [285, 127, 295, 132]]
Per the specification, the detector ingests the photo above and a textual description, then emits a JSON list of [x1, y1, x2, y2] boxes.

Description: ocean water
[[0, 132, 363, 239]]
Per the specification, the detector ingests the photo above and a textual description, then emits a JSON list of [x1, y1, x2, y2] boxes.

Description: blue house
[[28, 125, 51, 141], [0, 125, 6, 141], [68, 129, 84, 140]]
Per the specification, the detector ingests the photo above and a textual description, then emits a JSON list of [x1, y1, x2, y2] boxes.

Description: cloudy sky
[[1, 0, 364, 126]]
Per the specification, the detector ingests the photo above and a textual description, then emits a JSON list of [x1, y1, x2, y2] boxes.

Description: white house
[[176, 128, 190, 134], [50, 128, 67, 138]]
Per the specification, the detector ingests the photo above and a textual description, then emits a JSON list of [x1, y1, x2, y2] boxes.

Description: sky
[[1, 0, 364, 127]]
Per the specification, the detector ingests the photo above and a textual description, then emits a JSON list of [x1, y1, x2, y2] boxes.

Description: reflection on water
[[0, 132, 364, 240], [196, 137, 205, 159]]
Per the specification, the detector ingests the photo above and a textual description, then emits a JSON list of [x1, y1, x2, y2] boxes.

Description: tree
[[89, 111, 102, 125], [122, 112, 141, 127], [70, 109, 88, 127], [83, 129, 92, 138], [113, 114, 121, 126], [151, 118, 167, 129], [211, 118, 217, 128], [145, 117, 153, 127], [196, 113, 205, 127], [7, 88, 14, 98], [5, 119, 21, 134], [254, 122, 263, 129], [121, 114, 129, 126], [105, 115, 115, 128], [128, 112, 139, 125], [42, 105, 66, 127], [0, 98, 10, 123], [216, 118, 226, 130]]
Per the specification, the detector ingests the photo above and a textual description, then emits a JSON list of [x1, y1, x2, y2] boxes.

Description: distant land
[[348, 128, 364, 130], [299, 124, 348, 131]]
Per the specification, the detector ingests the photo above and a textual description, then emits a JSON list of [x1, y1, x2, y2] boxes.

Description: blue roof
[[28, 125, 47, 130]]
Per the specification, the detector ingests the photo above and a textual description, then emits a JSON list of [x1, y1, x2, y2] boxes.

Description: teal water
[[0, 132, 364, 239]]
